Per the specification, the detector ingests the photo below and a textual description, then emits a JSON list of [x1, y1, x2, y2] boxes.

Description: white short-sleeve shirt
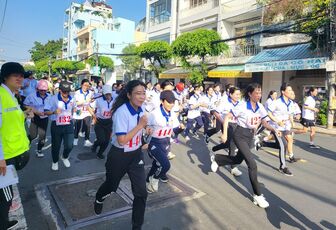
[[231, 101, 268, 129], [187, 94, 201, 119], [24, 92, 51, 119], [217, 97, 240, 123], [111, 102, 144, 152], [73, 89, 93, 119], [148, 106, 177, 139], [264, 98, 275, 111], [268, 97, 294, 131], [45, 93, 76, 125], [302, 96, 316, 120], [93, 96, 113, 119], [199, 94, 216, 114]]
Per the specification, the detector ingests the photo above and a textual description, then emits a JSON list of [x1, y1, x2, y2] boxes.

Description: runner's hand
[[139, 115, 148, 128], [0, 160, 6, 176], [221, 134, 227, 144]]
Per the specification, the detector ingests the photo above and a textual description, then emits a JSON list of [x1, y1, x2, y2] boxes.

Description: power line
[[0, 0, 8, 32]]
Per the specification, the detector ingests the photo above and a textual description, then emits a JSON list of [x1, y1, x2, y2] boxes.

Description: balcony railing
[[225, 43, 261, 58], [179, 0, 219, 16]]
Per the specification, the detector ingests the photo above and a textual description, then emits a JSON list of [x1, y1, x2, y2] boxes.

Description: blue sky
[[0, 0, 146, 62]]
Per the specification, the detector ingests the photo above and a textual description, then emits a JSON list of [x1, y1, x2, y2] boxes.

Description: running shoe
[[279, 167, 293, 176], [84, 140, 93, 147], [149, 176, 159, 192], [79, 132, 85, 137], [192, 131, 199, 138], [146, 182, 155, 193], [36, 150, 44, 158], [167, 152, 176, 160], [61, 158, 71, 168], [185, 136, 190, 141], [97, 154, 105, 160], [204, 134, 210, 144], [172, 138, 180, 144], [288, 156, 300, 163], [73, 138, 78, 146], [160, 175, 169, 183], [7, 220, 19, 230], [94, 200, 103, 215], [309, 144, 320, 149], [51, 162, 59, 171], [230, 167, 242, 177], [253, 194, 269, 208], [211, 161, 218, 172]]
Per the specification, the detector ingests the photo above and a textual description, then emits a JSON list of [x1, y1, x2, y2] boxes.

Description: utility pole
[[327, 0, 336, 129]]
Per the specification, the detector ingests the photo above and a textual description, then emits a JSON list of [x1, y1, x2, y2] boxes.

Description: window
[[150, 0, 171, 26], [110, 43, 114, 49], [190, 0, 207, 8]]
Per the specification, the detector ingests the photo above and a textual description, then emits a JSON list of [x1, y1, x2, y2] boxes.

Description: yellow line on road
[[261, 148, 307, 163]]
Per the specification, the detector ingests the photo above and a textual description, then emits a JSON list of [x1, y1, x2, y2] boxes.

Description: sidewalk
[[294, 122, 336, 136]]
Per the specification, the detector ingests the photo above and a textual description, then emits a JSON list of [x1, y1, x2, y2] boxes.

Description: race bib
[[102, 110, 112, 119], [124, 132, 142, 152], [247, 115, 261, 128], [56, 111, 72, 126], [154, 128, 172, 138]]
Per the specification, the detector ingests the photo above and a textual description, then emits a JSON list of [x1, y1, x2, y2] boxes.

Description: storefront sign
[[245, 57, 327, 72]]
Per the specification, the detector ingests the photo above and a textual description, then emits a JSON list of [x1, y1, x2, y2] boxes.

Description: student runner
[[211, 83, 280, 208], [94, 80, 148, 230]]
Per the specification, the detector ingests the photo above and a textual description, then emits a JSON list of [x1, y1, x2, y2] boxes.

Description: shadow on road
[[293, 139, 336, 161]]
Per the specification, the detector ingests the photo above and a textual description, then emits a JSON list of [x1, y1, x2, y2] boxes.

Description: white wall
[[261, 71, 282, 104]]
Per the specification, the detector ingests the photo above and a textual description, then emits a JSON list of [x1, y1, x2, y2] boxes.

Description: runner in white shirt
[[94, 80, 148, 230], [146, 90, 178, 193], [211, 83, 280, 209], [171, 83, 186, 144], [299, 87, 320, 148], [210, 87, 242, 177], [184, 84, 205, 141], [265, 90, 277, 111], [73, 79, 95, 147], [91, 85, 113, 159], [44, 81, 76, 171], [200, 86, 216, 136], [144, 83, 161, 113], [24, 80, 51, 157]]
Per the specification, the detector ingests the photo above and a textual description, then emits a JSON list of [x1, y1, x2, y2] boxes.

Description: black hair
[[81, 79, 90, 85], [309, 87, 317, 94], [228, 86, 240, 96], [214, 83, 221, 89], [160, 80, 174, 90], [111, 80, 146, 114], [206, 85, 214, 93], [225, 83, 234, 91], [268, 90, 277, 99], [146, 81, 152, 86], [244, 83, 261, 101], [280, 82, 291, 95]]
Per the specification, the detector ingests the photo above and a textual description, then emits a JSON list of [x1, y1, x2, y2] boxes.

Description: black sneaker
[[96, 154, 105, 159], [204, 134, 210, 144], [91, 144, 97, 153], [7, 220, 18, 230], [309, 144, 320, 149], [94, 200, 103, 215], [160, 175, 169, 183], [279, 167, 293, 176], [289, 157, 300, 163]]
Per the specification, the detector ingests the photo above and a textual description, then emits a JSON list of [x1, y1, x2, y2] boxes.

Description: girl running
[[200, 85, 215, 135], [146, 90, 177, 193], [211, 83, 280, 208], [91, 85, 113, 159], [94, 80, 148, 230]]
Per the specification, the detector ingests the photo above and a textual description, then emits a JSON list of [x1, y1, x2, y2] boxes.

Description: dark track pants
[[29, 116, 48, 151], [214, 126, 261, 196], [74, 116, 91, 140], [93, 118, 112, 156], [96, 146, 147, 229], [51, 121, 74, 163], [206, 118, 223, 137], [0, 185, 13, 230], [184, 116, 203, 137]]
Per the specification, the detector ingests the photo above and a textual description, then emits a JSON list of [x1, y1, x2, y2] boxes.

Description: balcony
[[221, 0, 261, 23], [260, 34, 311, 48], [179, 0, 219, 20], [223, 43, 261, 58]]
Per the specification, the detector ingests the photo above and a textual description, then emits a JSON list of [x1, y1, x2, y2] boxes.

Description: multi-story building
[[145, 0, 329, 103], [62, 0, 135, 70]]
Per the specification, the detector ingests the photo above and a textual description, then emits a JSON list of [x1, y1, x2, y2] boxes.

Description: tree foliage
[[23, 64, 36, 72], [29, 39, 63, 62], [137, 41, 171, 78], [171, 29, 228, 83], [52, 60, 85, 75], [87, 56, 114, 70], [120, 44, 143, 74], [35, 59, 49, 73]]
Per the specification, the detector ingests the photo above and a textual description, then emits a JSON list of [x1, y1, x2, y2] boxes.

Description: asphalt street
[[16, 126, 336, 230]]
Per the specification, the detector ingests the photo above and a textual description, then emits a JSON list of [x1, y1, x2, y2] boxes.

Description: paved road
[[17, 127, 336, 230]]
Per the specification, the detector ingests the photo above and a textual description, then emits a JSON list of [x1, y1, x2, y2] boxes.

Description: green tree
[[87, 56, 114, 70], [29, 39, 63, 62], [52, 60, 85, 76], [137, 41, 171, 78], [23, 64, 36, 72], [35, 59, 49, 73], [120, 44, 143, 75], [171, 28, 228, 83]]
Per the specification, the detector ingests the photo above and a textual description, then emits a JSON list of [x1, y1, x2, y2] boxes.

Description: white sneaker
[[211, 161, 218, 172], [253, 194, 269, 208], [84, 140, 93, 147], [146, 182, 154, 193], [36, 150, 44, 158], [149, 176, 159, 192], [167, 152, 176, 160], [62, 158, 71, 168], [185, 136, 190, 141], [79, 132, 85, 137], [51, 162, 59, 171], [73, 138, 78, 146], [231, 167, 242, 177]]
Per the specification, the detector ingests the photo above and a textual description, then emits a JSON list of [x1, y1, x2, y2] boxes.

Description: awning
[[208, 65, 252, 78], [159, 67, 190, 79], [245, 44, 328, 72]]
